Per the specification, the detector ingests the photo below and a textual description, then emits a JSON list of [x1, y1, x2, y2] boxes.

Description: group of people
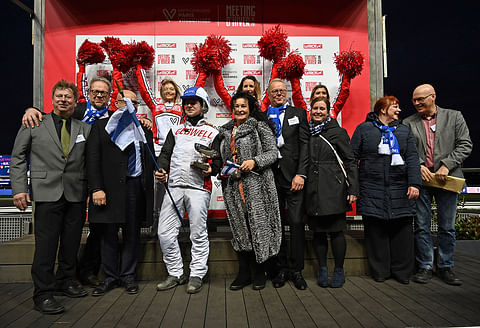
[[10, 74, 472, 315]]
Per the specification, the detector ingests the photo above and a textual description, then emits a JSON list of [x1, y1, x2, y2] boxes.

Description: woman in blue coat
[[351, 96, 421, 284]]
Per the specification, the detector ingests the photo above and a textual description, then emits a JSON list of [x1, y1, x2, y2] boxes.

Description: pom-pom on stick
[[257, 25, 290, 63], [334, 50, 364, 79], [277, 50, 306, 80], [77, 39, 105, 65], [128, 41, 155, 70], [100, 37, 130, 73], [191, 35, 232, 74]]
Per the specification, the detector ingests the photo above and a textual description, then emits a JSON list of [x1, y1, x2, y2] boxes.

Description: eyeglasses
[[412, 94, 433, 103], [90, 90, 109, 97], [270, 89, 287, 95]]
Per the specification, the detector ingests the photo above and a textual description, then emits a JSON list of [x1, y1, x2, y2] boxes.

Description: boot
[[230, 251, 252, 290], [329, 267, 345, 288], [317, 266, 328, 288], [252, 261, 267, 290]]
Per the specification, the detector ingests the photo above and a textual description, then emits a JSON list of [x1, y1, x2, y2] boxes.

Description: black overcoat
[[86, 114, 154, 226], [305, 119, 359, 217]]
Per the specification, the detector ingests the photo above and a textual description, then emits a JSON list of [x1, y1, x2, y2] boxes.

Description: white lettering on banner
[[242, 43, 258, 48], [243, 70, 262, 75], [157, 70, 177, 75], [217, 113, 232, 118], [174, 127, 214, 139], [225, 5, 256, 27], [157, 43, 176, 48], [96, 70, 109, 78], [217, 196, 224, 202], [304, 44, 323, 49], [304, 70, 324, 76], [228, 58, 235, 64], [227, 85, 236, 91]]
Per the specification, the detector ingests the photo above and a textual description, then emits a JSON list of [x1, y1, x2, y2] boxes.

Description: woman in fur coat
[[218, 92, 281, 291]]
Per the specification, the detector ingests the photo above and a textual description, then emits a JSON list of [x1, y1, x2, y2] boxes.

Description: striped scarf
[[309, 117, 331, 136], [372, 120, 404, 166], [267, 101, 290, 140]]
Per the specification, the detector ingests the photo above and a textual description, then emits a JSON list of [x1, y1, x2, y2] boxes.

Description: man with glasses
[[87, 89, 154, 296], [404, 83, 472, 286], [266, 78, 309, 290], [22, 77, 113, 288]]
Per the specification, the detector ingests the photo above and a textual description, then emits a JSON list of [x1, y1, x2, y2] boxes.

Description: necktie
[[61, 119, 70, 160], [128, 143, 136, 176]]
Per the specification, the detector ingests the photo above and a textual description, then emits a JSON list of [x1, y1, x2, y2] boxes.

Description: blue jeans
[[414, 186, 458, 270]]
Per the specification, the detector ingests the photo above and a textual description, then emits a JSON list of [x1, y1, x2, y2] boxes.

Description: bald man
[[403, 84, 472, 286], [86, 90, 154, 296]]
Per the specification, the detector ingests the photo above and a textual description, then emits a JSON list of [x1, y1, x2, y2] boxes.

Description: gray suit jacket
[[10, 113, 91, 202], [403, 106, 472, 178]]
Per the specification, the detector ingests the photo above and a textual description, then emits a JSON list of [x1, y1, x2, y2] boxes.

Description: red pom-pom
[[277, 50, 306, 80], [100, 37, 130, 73], [334, 50, 365, 79], [128, 41, 155, 70], [257, 25, 290, 63], [77, 39, 105, 65], [191, 35, 232, 74]]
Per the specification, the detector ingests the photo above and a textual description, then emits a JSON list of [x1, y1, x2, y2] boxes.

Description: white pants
[[157, 187, 210, 278]]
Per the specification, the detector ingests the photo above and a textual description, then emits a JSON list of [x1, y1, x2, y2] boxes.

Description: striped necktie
[[61, 119, 70, 160]]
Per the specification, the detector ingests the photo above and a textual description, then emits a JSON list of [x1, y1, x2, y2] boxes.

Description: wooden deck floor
[[1, 252, 479, 328]]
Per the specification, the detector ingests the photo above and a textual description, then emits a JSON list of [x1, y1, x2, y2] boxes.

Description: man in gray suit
[[403, 84, 472, 286], [10, 80, 91, 314]]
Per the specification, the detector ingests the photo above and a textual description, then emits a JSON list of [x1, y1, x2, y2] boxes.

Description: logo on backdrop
[[182, 85, 191, 91], [163, 8, 176, 22], [304, 70, 324, 76], [303, 44, 323, 49], [157, 43, 176, 48], [182, 57, 190, 64]]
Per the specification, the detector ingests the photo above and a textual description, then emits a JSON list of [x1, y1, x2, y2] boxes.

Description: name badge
[[76, 134, 86, 143], [288, 116, 299, 125], [430, 124, 436, 132]]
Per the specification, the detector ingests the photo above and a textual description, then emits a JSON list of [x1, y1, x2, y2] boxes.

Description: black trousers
[[32, 196, 85, 301], [363, 216, 414, 281], [275, 182, 305, 273], [101, 177, 142, 283], [77, 222, 102, 280]]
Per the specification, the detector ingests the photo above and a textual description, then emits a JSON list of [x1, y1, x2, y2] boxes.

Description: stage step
[[0, 232, 368, 283]]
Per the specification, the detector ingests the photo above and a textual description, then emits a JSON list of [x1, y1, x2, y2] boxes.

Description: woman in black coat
[[351, 96, 421, 284], [305, 97, 359, 288]]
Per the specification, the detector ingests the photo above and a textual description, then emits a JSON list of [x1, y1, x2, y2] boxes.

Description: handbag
[[318, 134, 349, 187]]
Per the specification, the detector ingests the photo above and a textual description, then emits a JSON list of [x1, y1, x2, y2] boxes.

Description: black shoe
[[230, 275, 252, 290], [438, 267, 462, 286], [34, 297, 65, 314], [412, 268, 433, 284], [92, 280, 118, 297], [272, 271, 288, 288], [394, 277, 409, 285], [55, 282, 88, 298], [252, 272, 267, 290], [291, 271, 307, 290], [80, 274, 101, 288], [124, 280, 139, 294], [373, 276, 386, 283]]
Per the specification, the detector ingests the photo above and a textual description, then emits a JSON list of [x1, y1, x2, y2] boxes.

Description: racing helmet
[[181, 86, 210, 113]]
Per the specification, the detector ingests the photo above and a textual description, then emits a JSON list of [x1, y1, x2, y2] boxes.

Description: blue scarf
[[83, 100, 109, 125], [309, 116, 331, 136], [267, 101, 289, 139], [372, 120, 404, 166]]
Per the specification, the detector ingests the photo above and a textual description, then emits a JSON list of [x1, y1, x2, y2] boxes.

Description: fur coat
[[218, 117, 281, 263]]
